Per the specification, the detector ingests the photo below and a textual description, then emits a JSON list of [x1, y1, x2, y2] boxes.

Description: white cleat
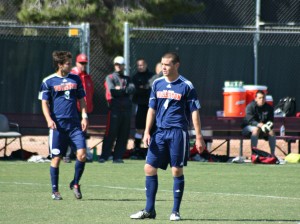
[[170, 212, 181, 221], [130, 209, 156, 219]]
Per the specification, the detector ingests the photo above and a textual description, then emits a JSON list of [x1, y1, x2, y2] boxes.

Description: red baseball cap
[[76, 54, 88, 63]]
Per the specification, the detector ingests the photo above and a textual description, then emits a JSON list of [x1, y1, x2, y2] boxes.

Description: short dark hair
[[162, 52, 180, 64], [52, 51, 72, 71], [136, 57, 146, 63], [255, 90, 266, 97]]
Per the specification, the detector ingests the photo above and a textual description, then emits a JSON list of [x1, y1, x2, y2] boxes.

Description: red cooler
[[266, 95, 273, 106], [243, 85, 267, 105]]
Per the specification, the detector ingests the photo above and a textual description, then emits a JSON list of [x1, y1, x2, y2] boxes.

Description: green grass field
[[0, 160, 300, 224]]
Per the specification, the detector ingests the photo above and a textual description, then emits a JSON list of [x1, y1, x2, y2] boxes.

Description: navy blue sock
[[50, 166, 59, 193], [145, 175, 158, 212], [172, 175, 185, 213], [74, 160, 85, 185]]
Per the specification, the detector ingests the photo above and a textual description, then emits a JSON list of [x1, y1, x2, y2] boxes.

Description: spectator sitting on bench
[[241, 90, 276, 155]]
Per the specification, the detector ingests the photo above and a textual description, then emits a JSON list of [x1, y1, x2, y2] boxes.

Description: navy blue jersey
[[149, 75, 201, 130], [38, 73, 86, 123]]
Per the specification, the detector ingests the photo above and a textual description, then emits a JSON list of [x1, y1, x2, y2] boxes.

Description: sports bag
[[274, 96, 296, 117], [251, 147, 279, 164], [193, 146, 230, 162]]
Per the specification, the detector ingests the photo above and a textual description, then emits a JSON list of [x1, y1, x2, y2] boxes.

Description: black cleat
[[69, 180, 75, 189], [113, 159, 124, 163], [98, 158, 106, 163], [63, 157, 71, 163]]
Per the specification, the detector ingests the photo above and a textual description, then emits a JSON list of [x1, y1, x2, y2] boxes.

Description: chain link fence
[[89, 26, 114, 115], [171, 0, 300, 27], [1, 0, 300, 155], [128, 27, 300, 116], [0, 22, 113, 116], [1, 0, 300, 116], [171, 0, 255, 26], [0, 22, 91, 114], [2, 0, 300, 27], [0, 21, 112, 154]]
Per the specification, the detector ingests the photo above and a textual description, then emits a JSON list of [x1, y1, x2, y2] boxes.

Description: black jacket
[[105, 71, 135, 111], [132, 69, 154, 105], [242, 100, 274, 127]]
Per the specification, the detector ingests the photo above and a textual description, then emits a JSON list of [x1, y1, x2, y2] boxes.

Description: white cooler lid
[[266, 95, 273, 101], [223, 87, 245, 92], [243, 85, 267, 90]]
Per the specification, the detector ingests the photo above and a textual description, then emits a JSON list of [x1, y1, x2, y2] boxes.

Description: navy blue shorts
[[146, 128, 190, 170], [49, 127, 86, 157]]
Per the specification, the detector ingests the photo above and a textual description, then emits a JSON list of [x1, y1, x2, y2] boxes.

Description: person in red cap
[[72, 53, 94, 113], [63, 53, 95, 163]]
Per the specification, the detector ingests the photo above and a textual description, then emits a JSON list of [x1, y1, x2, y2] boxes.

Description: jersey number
[[65, 91, 70, 99], [163, 99, 169, 109]]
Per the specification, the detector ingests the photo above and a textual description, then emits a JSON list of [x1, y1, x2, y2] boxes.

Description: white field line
[[0, 181, 300, 200]]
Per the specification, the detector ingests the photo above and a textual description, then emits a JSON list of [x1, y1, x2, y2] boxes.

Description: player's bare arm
[[191, 110, 205, 153], [143, 108, 156, 147], [79, 98, 89, 132], [41, 100, 56, 129]]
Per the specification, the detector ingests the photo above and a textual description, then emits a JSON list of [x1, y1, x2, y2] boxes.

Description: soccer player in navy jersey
[[38, 51, 88, 200], [130, 52, 205, 221]]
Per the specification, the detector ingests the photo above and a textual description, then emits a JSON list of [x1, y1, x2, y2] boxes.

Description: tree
[[15, 0, 204, 54]]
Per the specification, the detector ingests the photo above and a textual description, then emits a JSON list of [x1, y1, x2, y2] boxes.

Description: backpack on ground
[[251, 147, 279, 164], [190, 145, 230, 162], [9, 149, 38, 160], [274, 96, 296, 117]]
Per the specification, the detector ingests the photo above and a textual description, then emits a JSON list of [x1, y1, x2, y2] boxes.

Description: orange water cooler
[[223, 87, 246, 117]]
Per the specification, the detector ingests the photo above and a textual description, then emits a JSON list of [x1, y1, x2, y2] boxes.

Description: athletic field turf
[[0, 160, 300, 223]]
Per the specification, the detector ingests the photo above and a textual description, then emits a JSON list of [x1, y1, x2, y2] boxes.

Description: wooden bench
[[3, 113, 132, 136], [197, 135, 300, 157], [4, 113, 300, 156], [275, 136, 300, 155], [198, 116, 300, 156]]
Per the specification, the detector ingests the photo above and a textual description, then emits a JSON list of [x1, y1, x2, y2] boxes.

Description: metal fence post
[[80, 22, 90, 73], [254, 0, 261, 85], [124, 22, 130, 76], [68, 22, 90, 73]]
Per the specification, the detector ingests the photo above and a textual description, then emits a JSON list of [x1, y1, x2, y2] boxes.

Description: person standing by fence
[[148, 62, 163, 87], [38, 51, 88, 200], [99, 56, 135, 163], [131, 58, 154, 159]]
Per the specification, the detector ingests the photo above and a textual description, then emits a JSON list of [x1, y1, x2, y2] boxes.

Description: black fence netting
[[129, 28, 300, 116], [0, 33, 80, 113]]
